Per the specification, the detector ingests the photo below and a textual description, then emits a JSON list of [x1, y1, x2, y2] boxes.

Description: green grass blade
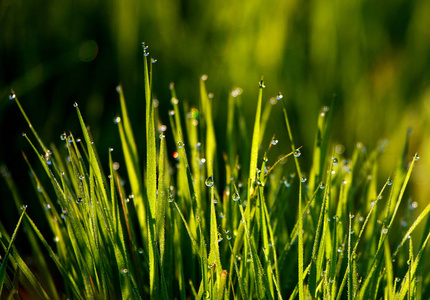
[[0, 208, 27, 296]]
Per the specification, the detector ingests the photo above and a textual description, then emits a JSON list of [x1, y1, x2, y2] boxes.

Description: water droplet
[[212, 196, 218, 204], [337, 248, 342, 253], [160, 125, 167, 132], [271, 137, 279, 145], [410, 201, 418, 209], [177, 141, 184, 148], [219, 212, 225, 218], [301, 176, 307, 183], [138, 248, 144, 254], [171, 97, 179, 105], [259, 80, 265, 88], [332, 157, 338, 165], [159, 133, 165, 139], [205, 176, 214, 187], [319, 182, 325, 189], [284, 179, 290, 188], [109, 148, 114, 152], [21, 204, 28, 210], [381, 228, 388, 234], [169, 110, 175, 116], [60, 133, 66, 140], [53, 236, 60, 243], [208, 92, 214, 99], [151, 58, 157, 63], [342, 180, 347, 185], [231, 87, 243, 97], [9, 91, 16, 100], [293, 149, 301, 158], [45, 204, 51, 210], [168, 186, 174, 202], [232, 191, 240, 202], [114, 116, 121, 124], [414, 154, 419, 161], [201, 74, 208, 81], [387, 178, 393, 186], [76, 197, 83, 204], [276, 92, 283, 100], [120, 268, 128, 274]]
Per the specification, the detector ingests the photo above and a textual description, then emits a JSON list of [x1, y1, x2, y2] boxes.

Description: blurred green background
[[1, 0, 430, 225]]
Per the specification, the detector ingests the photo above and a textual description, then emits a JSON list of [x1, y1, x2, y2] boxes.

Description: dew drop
[[109, 148, 114, 152], [177, 141, 184, 148], [271, 137, 279, 145], [205, 175, 214, 187], [45, 204, 51, 210], [232, 191, 240, 202], [53, 236, 60, 243], [387, 178, 393, 186], [73, 102, 78, 108], [220, 212, 225, 218], [159, 133, 165, 139], [21, 204, 28, 210], [414, 154, 420, 161], [76, 197, 83, 204], [169, 110, 175, 116], [259, 80, 266, 89], [120, 268, 128, 274], [113, 116, 121, 124], [160, 125, 167, 132], [319, 182, 325, 189], [381, 228, 388, 234], [301, 176, 307, 183], [276, 92, 283, 100], [9, 91, 16, 100], [293, 149, 301, 157], [201, 74, 208, 81], [60, 133, 67, 140], [332, 157, 338, 165], [171, 98, 179, 105]]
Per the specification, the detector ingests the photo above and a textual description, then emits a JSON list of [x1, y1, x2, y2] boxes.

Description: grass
[[1, 45, 430, 299]]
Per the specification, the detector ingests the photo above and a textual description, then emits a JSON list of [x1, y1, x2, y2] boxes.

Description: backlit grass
[[1, 46, 430, 299]]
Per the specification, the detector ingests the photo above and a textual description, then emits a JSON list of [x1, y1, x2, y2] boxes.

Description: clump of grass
[[1, 45, 430, 299]]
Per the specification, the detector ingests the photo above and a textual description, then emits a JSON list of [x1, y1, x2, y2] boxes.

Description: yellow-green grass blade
[[0, 208, 27, 296], [116, 86, 146, 239], [357, 154, 418, 299]]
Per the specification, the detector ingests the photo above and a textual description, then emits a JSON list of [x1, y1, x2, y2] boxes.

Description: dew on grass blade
[[319, 182, 325, 189], [177, 141, 184, 148], [332, 157, 338, 165], [294, 149, 301, 157], [171, 97, 179, 105], [113, 116, 121, 124], [301, 176, 307, 183], [169, 110, 175, 116], [271, 136, 279, 145], [387, 178, 393, 186], [73, 102, 78, 107], [231, 87, 243, 97], [259, 79, 265, 88], [159, 133, 165, 139], [201, 74, 208, 81], [414, 154, 420, 161], [205, 175, 214, 187], [76, 197, 83, 204], [120, 268, 128, 274], [276, 92, 283, 100], [232, 191, 240, 202], [109, 148, 114, 152], [9, 91, 16, 100], [60, 133, 66, 140]]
